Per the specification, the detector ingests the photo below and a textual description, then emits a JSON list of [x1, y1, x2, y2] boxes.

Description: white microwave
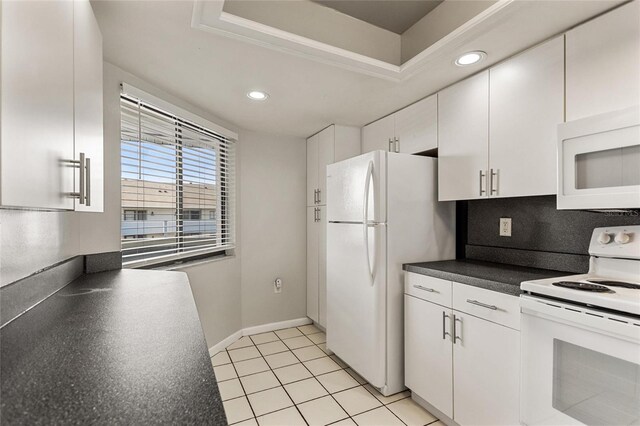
[[557, 106, 640, 210]]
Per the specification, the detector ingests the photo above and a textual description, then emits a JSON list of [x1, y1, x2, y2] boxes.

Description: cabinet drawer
[[405, 272, 452, 307], [453, 283, 520, 330]]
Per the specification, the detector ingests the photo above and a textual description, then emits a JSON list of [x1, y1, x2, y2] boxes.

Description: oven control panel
[[589, 225, 640, 259]]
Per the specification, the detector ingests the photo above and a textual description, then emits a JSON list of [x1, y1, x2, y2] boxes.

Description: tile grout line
[[217, 326, 433, 426], [224, 344, 259, 424]]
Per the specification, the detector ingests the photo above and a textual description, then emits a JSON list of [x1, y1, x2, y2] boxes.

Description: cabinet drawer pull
[[413, 284, 437, 293], [466, 299, 498, 310]]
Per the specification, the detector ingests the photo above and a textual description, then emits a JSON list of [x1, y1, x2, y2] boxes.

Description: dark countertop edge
[[403, 260, 570, 297]]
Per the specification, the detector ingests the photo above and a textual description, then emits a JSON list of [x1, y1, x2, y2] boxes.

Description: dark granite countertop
[[0, 269, 225, 425], [403, 259, 568, 297]]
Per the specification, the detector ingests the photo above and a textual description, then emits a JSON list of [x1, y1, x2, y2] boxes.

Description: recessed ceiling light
[[247, 90, 269, 101], [455, 51, 487, 67]]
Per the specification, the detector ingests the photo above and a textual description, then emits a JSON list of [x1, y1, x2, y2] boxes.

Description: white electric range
[[519, 225, 640, 426]]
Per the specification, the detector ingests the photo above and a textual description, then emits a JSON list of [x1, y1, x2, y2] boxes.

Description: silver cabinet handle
[[453, 315, 462, 344], [68, 153, 87, 205], [316, 207, 320, 222], [317, 189, 321, 204], [442, 311, 452, 341], [466, 299, 498, 310], [78, 152, 86, 205], [479, 170, 486, 196], [388, 138, 393, 152], [413, 284, 437, 293], [394, 137, 400, 153], [85, 156, 91, 207], [490, 168, 498, 195]]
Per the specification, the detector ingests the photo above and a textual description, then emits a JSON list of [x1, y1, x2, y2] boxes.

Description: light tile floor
[[211, 325, 443, 426]]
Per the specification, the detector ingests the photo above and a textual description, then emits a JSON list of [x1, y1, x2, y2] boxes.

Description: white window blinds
[[120, 93, 236, 268]]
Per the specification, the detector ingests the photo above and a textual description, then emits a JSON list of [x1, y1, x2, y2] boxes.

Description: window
[[120, 92, 236, 268]]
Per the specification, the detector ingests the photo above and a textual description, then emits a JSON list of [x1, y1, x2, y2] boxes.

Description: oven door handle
[[520, 296, 640, 343]]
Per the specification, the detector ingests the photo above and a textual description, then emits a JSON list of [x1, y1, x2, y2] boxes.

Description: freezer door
[[326, 151, 386, 223], [326, 221, 387, 388]]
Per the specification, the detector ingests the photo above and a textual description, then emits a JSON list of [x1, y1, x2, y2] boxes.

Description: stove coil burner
[[587, 279, 640, 290], [552, 281, 615, 293]]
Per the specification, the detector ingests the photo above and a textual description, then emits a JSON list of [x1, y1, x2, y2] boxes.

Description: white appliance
[[520, 225, 640, 426], [557, 106, 640, 210], [325, 150, 455, 396]]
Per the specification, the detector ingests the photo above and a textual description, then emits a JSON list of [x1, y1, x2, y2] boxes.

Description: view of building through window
[[120, 95, 234, 267]]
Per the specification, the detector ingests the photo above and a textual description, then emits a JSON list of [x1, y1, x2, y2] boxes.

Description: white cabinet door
[[0, 0, 75, 210], [404, 295, 454, 418], [396, 94, 438, 154], [566, 1, 640, 121], [73, 0, 104, 212], [334, 125, 361, 162], [307, 207, 319, 323], [362, 115, 394, 154], [317, 205, 327, 328], [438, 71, 489, 201], [453, 312, 520, 426], [307, 134, 319, 207], [317, 127, 335, 206], [489, 36, 564, 198]]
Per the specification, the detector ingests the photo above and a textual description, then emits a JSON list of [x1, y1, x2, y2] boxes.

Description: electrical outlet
[[500, 218, 512, 237], [274, 278, 283, 294]]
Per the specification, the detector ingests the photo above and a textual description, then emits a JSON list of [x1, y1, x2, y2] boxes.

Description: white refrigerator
[[326, 150, 455, 396]]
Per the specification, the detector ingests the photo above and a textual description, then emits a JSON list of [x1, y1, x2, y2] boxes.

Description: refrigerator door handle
[[363, 160, 375, 286]]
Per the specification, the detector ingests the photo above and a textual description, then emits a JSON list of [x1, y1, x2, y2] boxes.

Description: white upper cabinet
[[307, 125, 359, 207], [362, 114, 394, 153], [566, 1, 640, 121], [74, 0, 104, 212], [438, 71, 489, 201], [0, 0, 103, 211], [395, 94, 438, 154], [362, 94, 438, 155], [1, 0, 75, 210], [489, 36, 564, 198], [306, 133, 319, 207]]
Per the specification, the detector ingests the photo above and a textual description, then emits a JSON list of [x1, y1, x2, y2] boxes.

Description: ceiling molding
[[191, 0, 513, 82]]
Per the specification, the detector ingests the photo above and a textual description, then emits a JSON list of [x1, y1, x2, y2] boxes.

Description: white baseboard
[[208, 330, 242, 357], [208, 317, 312, 356]]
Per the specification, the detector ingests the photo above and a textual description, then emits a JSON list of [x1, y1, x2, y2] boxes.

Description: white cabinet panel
[[317, 127, 334, 206], [333, 126, 361, 162], [453, 312, 520, 426], [307, 134, 319, 207], [307, 207, 319, 323], [395, 94, 438, 154], [73, 0, 104, 212], [438, 71, 489, 201], [566, 1, 640, 121], [362, 115, 394, 154], [0, 0, 75, 210], [489, 36, 564, 198], [404, 294, 454, 418], [318, 205, 327, 328]]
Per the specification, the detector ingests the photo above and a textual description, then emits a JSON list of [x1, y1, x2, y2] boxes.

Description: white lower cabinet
[[405, 295, 454, 418], [307, 205, 327, 327], [452, 311, 520, 426], [404, 273, 520, 426]]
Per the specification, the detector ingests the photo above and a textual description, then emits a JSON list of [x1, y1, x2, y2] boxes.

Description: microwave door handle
[[363, 161, 374, 286]]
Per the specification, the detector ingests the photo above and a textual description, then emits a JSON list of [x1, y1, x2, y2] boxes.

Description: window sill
[[151, 252, 236, 271]]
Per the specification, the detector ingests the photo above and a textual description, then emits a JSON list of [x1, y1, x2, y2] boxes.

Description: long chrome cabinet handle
[[413, 284, 437, 293], [316, 207, 320, 222], [67, 153, 86, 204], [490, 169, 498, 195], [85, 156, 91, 207], [453, 315, 462, 343], [466, 299, 498, 310], [442, 311, 452, 340], [317, 189, 321, 204], [394, 137, 400, 153], [388, 138, 393, 152], [479, 170, 486, 196]]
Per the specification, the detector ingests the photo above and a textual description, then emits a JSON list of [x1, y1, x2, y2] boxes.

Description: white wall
[[1, 61, 308, 349], [239, 130, 307, 328]]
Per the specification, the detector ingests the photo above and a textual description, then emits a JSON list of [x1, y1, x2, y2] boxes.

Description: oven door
[[557, 106, 640, 210], [520, 295, 640, 426]]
